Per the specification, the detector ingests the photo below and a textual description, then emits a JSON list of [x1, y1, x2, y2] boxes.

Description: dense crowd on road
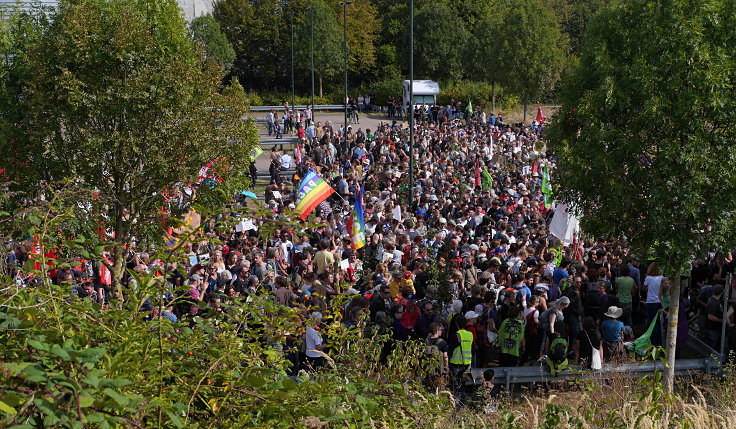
[[5, 100, 736, 404]]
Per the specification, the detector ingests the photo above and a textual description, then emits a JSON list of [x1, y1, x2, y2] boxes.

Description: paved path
[[251, 112, 402, 192]]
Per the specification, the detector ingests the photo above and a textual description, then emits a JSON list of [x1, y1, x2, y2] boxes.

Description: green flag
[[250, 146, 264, 162], [554, 242, 564, 266], [482, 167, 493, 190], [467, 100, 474, 116], [541, 162, 554, 209]]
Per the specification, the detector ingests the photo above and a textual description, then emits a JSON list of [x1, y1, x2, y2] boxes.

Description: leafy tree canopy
[[413, 1, 469, 82], [495, 0, 566, 120], [190, 13, 237, 72], [0, 0, 258, 289], [294, 1, 342, 97], [549, 0, 736, 275]]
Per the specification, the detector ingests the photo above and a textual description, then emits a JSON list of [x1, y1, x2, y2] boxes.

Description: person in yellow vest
[[448, 314, 473, 405]]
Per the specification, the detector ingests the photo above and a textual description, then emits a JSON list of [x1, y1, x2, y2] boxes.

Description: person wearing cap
[[497, 306, 525, 367], [463, 310, 480, 362], [601, 306, 626, 362]]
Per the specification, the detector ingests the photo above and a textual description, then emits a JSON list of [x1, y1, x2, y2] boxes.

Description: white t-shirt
[[280, 154, 293, 169], [305, 326, 323, 358], [523, 306, 539, 323], [644, 275, 663, 303]]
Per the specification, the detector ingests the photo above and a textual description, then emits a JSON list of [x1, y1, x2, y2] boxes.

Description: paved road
[[252, 111, 402, 181]]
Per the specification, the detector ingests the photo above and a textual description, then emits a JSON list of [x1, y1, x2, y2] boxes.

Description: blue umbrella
[[242, 191, 257, 199]]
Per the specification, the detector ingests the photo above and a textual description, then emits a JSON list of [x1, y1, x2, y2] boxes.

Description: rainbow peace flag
[[294, 169, 335, 220], [348, 186, 366, 250]]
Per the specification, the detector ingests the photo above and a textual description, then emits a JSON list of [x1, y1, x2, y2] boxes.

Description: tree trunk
[[111, 243, 125, 303], [664, 273, 682, 393], [319, 74, 323, 98], [491, 81, 496, 113], [523, 93, 528, 124]]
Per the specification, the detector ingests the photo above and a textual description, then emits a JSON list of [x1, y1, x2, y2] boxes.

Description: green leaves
[[0, 400, 17, 416], [550, 0, 736, 275], [190, 14, 236, 73]]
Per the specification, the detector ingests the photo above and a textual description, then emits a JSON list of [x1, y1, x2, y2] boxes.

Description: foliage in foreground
[[1, 199, 735, 429], [0, 200, 453, 428]]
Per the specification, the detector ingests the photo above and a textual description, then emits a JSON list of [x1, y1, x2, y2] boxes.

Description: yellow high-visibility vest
[[449, 329, 473, 365]]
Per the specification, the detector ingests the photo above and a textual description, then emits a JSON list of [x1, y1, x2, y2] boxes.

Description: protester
[[9, 100, 736, 408]]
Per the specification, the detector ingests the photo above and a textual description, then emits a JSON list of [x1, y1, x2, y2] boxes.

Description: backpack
[[539, 308, 554, 330], [424, 337, 446, 359], [549, 337, 568, 365], [478, 304, 498, 345], [525, 308, 539, 337]]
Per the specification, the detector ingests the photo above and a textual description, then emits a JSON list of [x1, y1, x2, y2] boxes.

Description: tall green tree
[[370, 0, 407, 81], [495, 0, 565, 122], [213, 0, 282, 90], [190, 13, 236, 72], [0, 0, 258, 294], [549, 0, 736, 392], [465, 4, 506, 111], [413, 1, 469, 81], [212, 0, 309, 91], [543, 0, 611, 54], [335, 0, 379, 81], [294, 1, 341, 97]]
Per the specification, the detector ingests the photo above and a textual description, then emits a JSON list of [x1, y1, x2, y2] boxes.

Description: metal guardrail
[[250, 105, 345, 112], [687, 330, 724, 361], [467, 357, 720, 390], [464, 328, 724, 390], [260, 138, 299, 148], [256, 169, 295, 179]]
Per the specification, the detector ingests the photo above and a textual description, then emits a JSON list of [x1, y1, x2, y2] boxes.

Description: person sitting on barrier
[[545, 321, 569, 376], [539, 296, 570, 356], [601, 306, 626, 362]]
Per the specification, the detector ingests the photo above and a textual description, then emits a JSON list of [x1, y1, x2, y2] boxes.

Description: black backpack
[[549, 337, 568, 364]]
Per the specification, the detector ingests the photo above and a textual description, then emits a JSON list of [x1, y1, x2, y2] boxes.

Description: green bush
[[438, 80, 518, 112], [253, 92, 339, 107], [362, 76, 404, 105]]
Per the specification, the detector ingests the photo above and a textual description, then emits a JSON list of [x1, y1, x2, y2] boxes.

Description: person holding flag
[[347, 186, 366, 250], [541, 162, 554, 209], [474, 159, 481, 188], [482, 166, 493, 191], [293, 169, 335, 220], [535, 103, 546, 126]]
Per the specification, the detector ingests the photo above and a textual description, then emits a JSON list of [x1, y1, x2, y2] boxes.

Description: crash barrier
[[468, 357, 720, 391], [250, 105, 345, 112]]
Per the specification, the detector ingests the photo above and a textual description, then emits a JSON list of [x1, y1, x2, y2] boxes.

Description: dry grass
[[442, 371, 736, 429], [499, 104, 560, 125]]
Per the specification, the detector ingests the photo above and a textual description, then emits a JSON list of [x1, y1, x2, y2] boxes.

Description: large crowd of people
[[5, 99, 736, 404]]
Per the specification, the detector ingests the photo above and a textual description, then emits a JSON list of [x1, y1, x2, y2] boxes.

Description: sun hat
[[604, 306, 623, 319]]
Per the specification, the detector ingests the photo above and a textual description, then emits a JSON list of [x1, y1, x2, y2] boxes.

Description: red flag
[[535, 104, 545, 125], [474, 158, 481, 187], [295, 142, 303, 165]]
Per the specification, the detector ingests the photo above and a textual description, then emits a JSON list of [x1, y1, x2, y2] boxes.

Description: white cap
[[465, 310, 480, 319]]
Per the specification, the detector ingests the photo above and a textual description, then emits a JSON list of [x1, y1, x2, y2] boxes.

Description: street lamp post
[[309, 6, 315, 124], [290, 12, 295, 110], [408, 0, 414, 209], [340, 1, 351, 156]]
